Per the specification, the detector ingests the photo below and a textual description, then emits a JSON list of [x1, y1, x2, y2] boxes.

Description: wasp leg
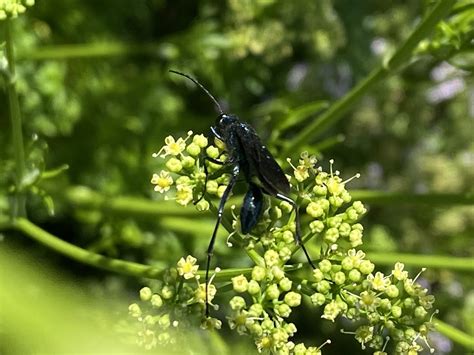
[[194, 156, 226, 205], [205, 164, 240, 317]]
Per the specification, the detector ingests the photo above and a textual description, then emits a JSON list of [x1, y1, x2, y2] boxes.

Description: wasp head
[[214, 114, 239, 138]]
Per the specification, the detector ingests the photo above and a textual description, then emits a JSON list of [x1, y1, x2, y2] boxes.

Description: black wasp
[[169, 70, 315, 316]]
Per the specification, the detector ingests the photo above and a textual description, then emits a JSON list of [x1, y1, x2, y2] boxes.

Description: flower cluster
[[0, 0, 34, 20], [151, 131, 227, 209], [149, 135, 437, 354], [128, 255, 221, 350], [227, 256, 331, 354], [310, 252, 436, 353]]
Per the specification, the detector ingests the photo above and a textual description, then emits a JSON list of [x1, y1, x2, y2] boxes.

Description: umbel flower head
[[0, 0, 35, 20], [148, 133, 437, 354]]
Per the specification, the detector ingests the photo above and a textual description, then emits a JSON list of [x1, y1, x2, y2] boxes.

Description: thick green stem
[[65, 186, 200, 217], [351, 190, 474, 205], [5, 218, 290, 282], [434, 318, 474, 349], [283, 0, 457, 154], [4, 18, 27, 218], [366, 252, 474, 272], [17, 42, 162, 60], [11, 218, 166, 278]]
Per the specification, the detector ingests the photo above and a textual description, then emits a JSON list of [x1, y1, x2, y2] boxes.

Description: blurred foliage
[[1, 0, 473, 354]]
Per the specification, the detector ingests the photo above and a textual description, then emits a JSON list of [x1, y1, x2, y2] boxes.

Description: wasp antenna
[[169, 70, 224, 114]]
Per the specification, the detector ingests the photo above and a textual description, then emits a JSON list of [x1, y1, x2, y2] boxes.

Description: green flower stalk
[[140, 132, 438, 354]]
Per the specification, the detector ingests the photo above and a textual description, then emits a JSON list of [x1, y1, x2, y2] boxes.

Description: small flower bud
[[128, 303, 142, 318], [403, 297, 415, 309], [229, 296, 246, 310], [266, 284, 280, 300], [271, 265, 285, 280], [334, 271, 346, 285], [322, 300, 341, 322], [341, 256, 354, 270], [311, 292, 326, 306], [391, 305, 402, 318], [193, 134, 208, 148], [261, 319, 274, 330], [231, 274, 249, 293], [165, 157, 183, 172], [282, 230, 294, 243], [359, 260, 375, 274], [414, 306, 428, 319], [348, 269, 362, 282], [312, 184, 327, 196], [206, 146, 219, 159], [161, 285, 174, 299], [279, 277, 293, 292], [151, 294, 163, 308], [248, 280, 261, 295], [316, 280, 331, 294], [158, 314, 171, 329], [349, 229, 363, 247], [309, 220, 324, 234], [275, 303, 292, 317], [279, 246, 292, 261], [338, 222, 351, 237], [313, 268, 324, 282], [386, 284, 400, 298], [206, 180, 219, 194], [249, 303, 264, 317], [186, 142, 201, 156], [196, 199, 210, 212], [181, 155, 195, 169], [252, 265, 267, 281], [140, 287, 152, 301], [318, 259, 332, 273], [284, 291, 302, 307], [324, 227, 339, 243], [264, 250, 280, 267], [306, 202, 324, 218]]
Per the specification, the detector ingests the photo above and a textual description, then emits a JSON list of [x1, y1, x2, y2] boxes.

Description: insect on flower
[[169, 70, 315, 317]]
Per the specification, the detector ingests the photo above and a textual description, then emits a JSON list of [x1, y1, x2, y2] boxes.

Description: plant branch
[[10, 218, 166, 278], [434, 318, 474, 349], [4, 18, 27, 218], [17, 42, 163, 60], [351, 190, 474, 205], [5, 218, 296, 282], [366, 252, 474, 272], [64, 186, 201, 217], [283, 0, 457, 154]]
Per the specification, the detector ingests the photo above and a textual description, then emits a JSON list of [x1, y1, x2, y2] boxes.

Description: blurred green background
[[1, 0, 473, 354]]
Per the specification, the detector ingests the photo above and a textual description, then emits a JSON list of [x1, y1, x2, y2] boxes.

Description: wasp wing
[[235, 124, 290, 196]]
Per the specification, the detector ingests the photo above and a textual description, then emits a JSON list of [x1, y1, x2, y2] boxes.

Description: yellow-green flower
[[153, 131, 192, 158], [151, 170, 173, 193], [177, 255, 199, 279], [176, 184, 193, 206], [195, 283, 217, 303]]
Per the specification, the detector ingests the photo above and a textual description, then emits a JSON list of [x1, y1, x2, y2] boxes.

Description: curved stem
[[10, 218, 166, 278], [366, 252, 474, 272], [351, 190, 474, 205], [6, 218, 272, 282], [434, 318, 474, 349], [283, 0, 457, 154], [4, 18, 27, 218], [17, 42, 162, 60], [65, 186, 200, 217]]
